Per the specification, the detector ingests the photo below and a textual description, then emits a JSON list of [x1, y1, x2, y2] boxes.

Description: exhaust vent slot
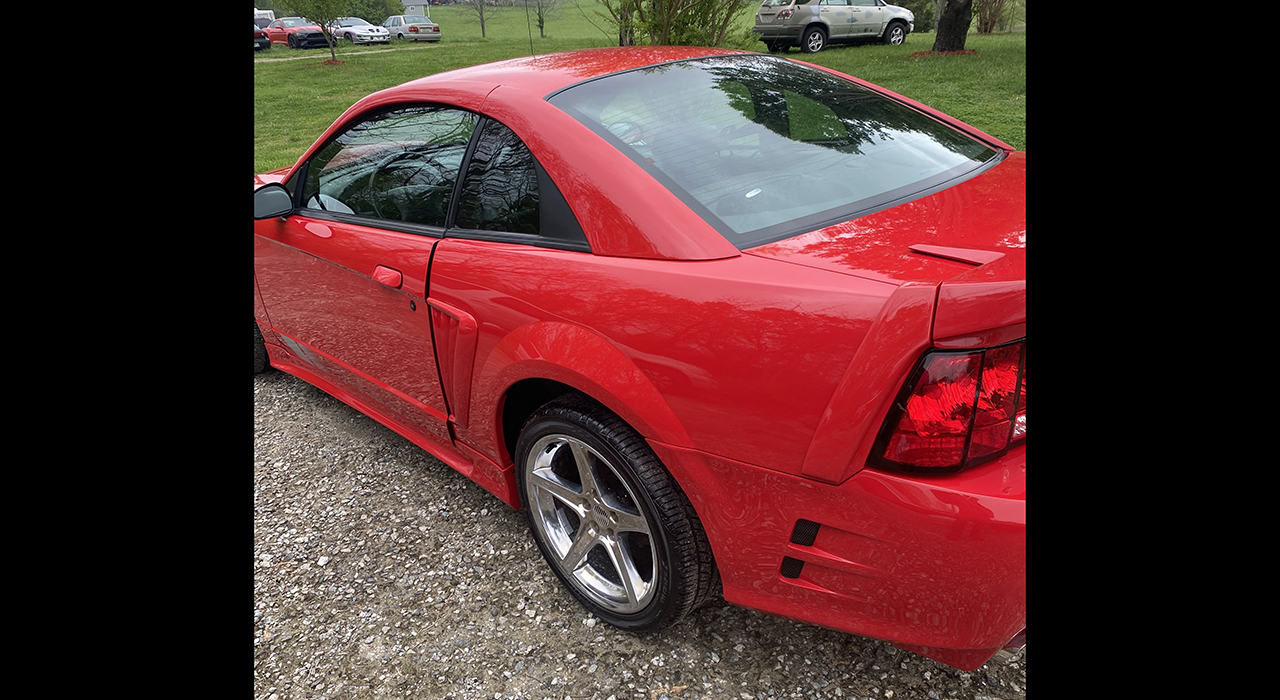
[[790, 519, 820, 547], [780, 556, 805, 579]]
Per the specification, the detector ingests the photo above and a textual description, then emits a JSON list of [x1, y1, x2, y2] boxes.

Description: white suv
[[753, 0, 915, 54]]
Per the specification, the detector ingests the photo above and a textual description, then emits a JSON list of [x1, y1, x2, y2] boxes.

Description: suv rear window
[[548, 55, 1000, 249]]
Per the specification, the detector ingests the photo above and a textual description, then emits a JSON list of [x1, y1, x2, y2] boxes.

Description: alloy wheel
[[525, 434, 657, 613]]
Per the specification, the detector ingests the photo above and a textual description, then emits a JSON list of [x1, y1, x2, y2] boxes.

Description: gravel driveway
[[254, 369, 1026, 700]]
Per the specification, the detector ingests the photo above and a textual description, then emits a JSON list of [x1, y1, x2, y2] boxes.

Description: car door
[[425, 117, 593, 438], [851, 0, 884, 37], [254, 106, 480, 446], [267, 19, 284, 44], [817, 0, 850, 39]]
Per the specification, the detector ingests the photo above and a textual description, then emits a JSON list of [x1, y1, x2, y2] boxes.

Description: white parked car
[[381, 14, 442, 42], [328, 17, 390, 44], [753, 0, 914, 54]]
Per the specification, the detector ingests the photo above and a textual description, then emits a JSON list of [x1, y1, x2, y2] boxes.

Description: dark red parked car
[[253, 46, 1026, 670]]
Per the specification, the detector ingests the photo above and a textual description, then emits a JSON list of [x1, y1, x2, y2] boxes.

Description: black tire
[[883, 21, 907, 46], [801, 26, 826, 54], [344, 32, 354, 42], [397, 32, 405, 41], [254, 322, 268, 374], [514, 394, 717, 631], [287, 34, 296, 49], [765, 41, 788, 53]]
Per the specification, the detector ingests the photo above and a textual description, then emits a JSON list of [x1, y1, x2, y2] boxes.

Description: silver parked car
[[328, 17, 390, 44], [754, 0, 914, 54], [381, 14, 442, 42]]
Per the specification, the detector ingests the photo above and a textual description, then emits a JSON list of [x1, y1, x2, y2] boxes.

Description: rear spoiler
[[911, 244, 1025, 348]]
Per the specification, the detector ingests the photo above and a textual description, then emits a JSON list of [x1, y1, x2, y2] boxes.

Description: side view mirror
[[255, 183, 294, 220]]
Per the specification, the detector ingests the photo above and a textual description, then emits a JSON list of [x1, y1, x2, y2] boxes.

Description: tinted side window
[[455, 121, 539, 235], [301, 107, 477, 228]]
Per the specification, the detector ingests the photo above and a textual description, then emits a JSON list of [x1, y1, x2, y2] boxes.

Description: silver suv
[[754, 0, 915, 54]]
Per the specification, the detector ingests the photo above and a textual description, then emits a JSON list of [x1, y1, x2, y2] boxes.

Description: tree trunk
[[932, 0, 974, 52]]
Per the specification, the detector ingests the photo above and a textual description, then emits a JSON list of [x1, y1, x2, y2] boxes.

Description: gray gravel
[[255, 370, 1026, 700]]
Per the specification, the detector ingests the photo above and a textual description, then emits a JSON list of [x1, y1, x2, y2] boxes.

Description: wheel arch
[[471, 321, 693, 471], [805, 22, 829, 38]]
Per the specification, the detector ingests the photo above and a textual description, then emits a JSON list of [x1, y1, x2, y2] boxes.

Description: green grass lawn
[[255, 2, 1025, 173]]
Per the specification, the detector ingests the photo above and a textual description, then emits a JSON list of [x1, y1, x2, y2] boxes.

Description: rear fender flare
[[470, 321, 692, 466]]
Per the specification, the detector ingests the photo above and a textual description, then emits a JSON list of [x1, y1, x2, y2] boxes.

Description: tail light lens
[[778, 9, 794, 19], [872, 340, 1025, 473], [432, 27, 439, 32], [409, 26, 419, 32]]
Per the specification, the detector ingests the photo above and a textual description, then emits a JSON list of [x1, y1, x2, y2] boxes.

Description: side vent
[[790, 519, 820, 546], [780, 556, 805, 579]]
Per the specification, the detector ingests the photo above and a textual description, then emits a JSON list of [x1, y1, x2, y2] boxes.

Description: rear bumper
[[650, 440, 1025, 670], [753, 24, 804, 45]]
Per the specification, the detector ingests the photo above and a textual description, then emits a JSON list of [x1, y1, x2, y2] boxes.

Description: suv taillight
[[778, 9, 794, 19], [872, 340, 1025, 473]]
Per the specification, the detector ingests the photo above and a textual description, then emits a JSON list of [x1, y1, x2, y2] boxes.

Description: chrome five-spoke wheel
[[526, 434, 656, 612], [516, 395, 718, 630]]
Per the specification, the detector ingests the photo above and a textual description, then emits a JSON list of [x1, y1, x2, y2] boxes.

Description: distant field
[[254, 3, 1025, 173]]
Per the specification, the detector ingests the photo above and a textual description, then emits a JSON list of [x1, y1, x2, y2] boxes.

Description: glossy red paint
[[648, 439, 1025, 670], [264, 18, 322, 46], [253, 46, 1025, 670]]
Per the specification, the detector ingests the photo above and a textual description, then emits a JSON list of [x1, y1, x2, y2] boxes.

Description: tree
[[974, 0, 1007, 34], [527, 0, 562, 38], [894, 0, 934, 33], [347, 0, 405, 24], [276, 0, 347, 61], [589, 0, 752, 48], [462, 0, 495, 38], [932, 0, 974, 52], [589, 0, 638, 46]]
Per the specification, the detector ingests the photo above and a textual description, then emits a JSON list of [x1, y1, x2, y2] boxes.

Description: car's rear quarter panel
[[427, 239, 899, 476]]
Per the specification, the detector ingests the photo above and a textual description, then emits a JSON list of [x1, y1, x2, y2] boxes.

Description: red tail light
[[409, 26, 419, 32], [778, 9, 794, 19], [872, 340, 1026, 473], [432, 27, 439, 32]]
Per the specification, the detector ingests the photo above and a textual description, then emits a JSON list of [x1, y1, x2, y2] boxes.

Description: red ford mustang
[[253, 46, 1025, 671]]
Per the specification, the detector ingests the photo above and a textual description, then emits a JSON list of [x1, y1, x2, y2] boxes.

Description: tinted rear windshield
[[548, 55, 1000, 249]]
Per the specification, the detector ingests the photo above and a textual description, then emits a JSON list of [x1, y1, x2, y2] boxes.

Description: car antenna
[[524, 0, 535, 56]]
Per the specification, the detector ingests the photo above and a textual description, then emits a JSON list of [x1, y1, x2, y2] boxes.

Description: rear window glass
[[548, 55, 999, 249]]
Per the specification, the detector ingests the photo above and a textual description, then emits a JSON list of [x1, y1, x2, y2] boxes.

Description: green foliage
[[894, 0, 934, 33], [592, 0, 755, 47], [346, 0, 406, 23]]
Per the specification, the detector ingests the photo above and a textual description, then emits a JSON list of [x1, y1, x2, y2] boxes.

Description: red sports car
[[264, 16, 328, 49], [253, 46, 1026, 671]]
